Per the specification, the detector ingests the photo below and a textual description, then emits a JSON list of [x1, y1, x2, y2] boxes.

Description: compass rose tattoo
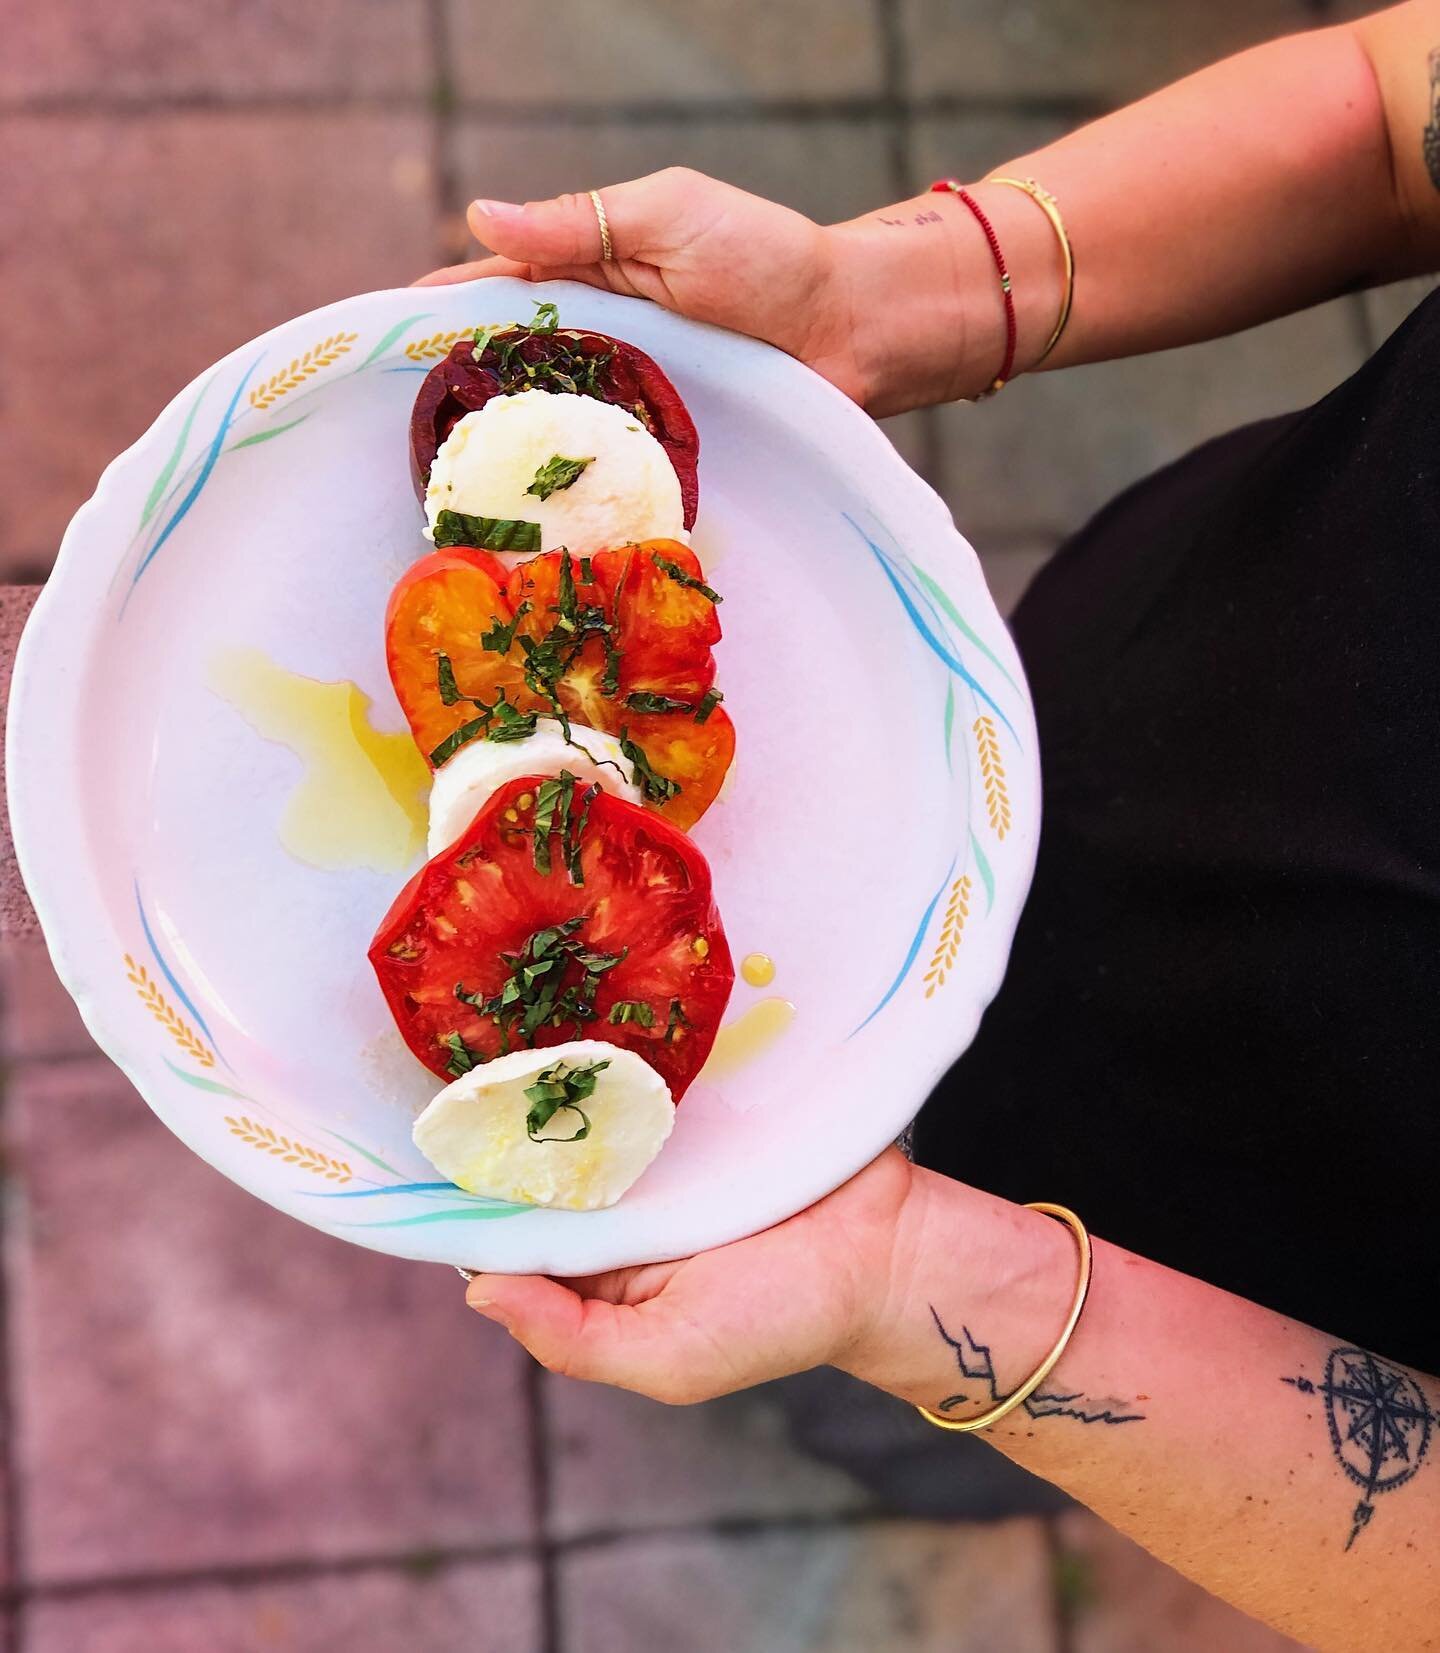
[[1283, 1347, 1434, 1549]]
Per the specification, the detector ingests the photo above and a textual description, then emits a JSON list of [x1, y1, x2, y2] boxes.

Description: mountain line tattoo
[[1425, 46, 1440, 191], [929, 1308, 1146, 1426], [1282, 1347, 1434, 1550]]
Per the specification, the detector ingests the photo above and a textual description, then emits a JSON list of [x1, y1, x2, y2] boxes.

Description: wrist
[[835, 1167, 1076, 1412], [827, 182, 1067, 413]]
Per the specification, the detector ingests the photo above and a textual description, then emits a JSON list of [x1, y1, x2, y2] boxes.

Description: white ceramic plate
[[7, 280, 1038, 1275]]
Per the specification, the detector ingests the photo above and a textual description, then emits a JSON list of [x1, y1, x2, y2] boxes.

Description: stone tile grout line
[[426, 0, 462, 269], [526, 1365, 562, 1653], [875, 0, 948, 493], [0, 1506, 994, 1612], [1043, 1512, 1076, 1653], [0, 1053, 24, 1646], [874, 0, 912, 203], [0, 90, 1114, 126]]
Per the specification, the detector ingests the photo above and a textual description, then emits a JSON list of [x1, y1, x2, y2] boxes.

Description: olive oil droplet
[[210, 648, 429, 873], [740, 952, 776, 988], [700, 997, 795, 1080]]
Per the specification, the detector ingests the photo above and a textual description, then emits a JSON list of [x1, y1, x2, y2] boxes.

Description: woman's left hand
[[465, 1148, 915, 1403]]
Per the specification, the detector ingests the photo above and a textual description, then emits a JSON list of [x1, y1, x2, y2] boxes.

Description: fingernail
[[468, 1295, 515, 1331], [469, 198, 522, 221]]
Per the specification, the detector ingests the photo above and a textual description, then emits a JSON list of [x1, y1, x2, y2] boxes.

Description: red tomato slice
[[409, 327, 700, 529], [385, 540, 735, 831], [369, 775, 733, 1098]]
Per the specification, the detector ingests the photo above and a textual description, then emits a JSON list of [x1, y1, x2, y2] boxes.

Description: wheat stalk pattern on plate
[[225, 1116, 353, 1183], [248, 332, 358, 409], [124, 954, 216, 1067], [974, 715, 1012, 840], [405, 328, 468, 362], [923, 876, 973, 997]]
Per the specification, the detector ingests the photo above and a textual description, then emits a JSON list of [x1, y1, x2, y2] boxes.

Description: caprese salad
[[370, 302, 736, 1211]]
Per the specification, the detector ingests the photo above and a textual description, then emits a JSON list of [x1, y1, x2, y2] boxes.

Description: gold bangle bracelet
[[915, 1201, 1093, 1433], [982, 176, 1075, 365]]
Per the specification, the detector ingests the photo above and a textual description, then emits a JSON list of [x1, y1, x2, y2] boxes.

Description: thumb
[[467, 171, 698, 267], [465, 1272, 738, 1403]]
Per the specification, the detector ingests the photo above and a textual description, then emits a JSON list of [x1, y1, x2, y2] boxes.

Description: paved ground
[[5, 0, 1430, 1646]]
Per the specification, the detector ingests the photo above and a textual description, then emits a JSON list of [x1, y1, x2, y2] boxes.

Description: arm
[[422, 3, 1440, 411], [869, 4, 1440, 382], [465, 1152, 1440, 1652]]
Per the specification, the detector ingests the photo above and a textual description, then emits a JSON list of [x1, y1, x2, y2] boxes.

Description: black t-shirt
[[914, 291, 1440, 1375]]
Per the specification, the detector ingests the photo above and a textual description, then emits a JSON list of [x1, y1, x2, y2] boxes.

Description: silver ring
[[588, 188, 614, 262]]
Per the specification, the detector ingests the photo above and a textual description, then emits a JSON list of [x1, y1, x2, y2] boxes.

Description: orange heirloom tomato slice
[[369, 775, 734, 1098], [385, 539, 734, 831]]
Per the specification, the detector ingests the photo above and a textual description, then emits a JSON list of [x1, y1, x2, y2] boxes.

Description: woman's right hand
[[414, 168, 1007, 415]]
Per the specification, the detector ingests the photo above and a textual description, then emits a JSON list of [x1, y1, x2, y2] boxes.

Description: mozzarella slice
[[428, 723, 640, 857], [424, 390, 686, 558], [412, 1040, 675, 1210]]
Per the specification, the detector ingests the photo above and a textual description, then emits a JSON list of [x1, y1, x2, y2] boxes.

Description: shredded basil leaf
[[694, 687, 723, 724], [527, 454, 594, 501], [619, 727, 682, 804], [524, 1057, 608, 1142], [428, 688, 539, 766], [608, 999, 655, 1029], [429, 716, 489, 767], [554, 550, 579, 632], [601, 636, 622, 697], [625, 691, 693, 714], [436, 652, 461, 706], [531, 771, 576, 878], [487, 698, 540, 742], [457, 918, 626, 1055], [566, 780, 600, 886], [443, 1030, 481, 1077], [665, 998, 692, 1044], [651, 552, 721, 603], [433, 510, 541, 553], [480, 600, 531, 655], [470, 322, 507, 362], [530, 301, 561, 335]]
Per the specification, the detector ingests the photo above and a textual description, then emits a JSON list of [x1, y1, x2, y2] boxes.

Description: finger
[[467, 170, 699, 267], [465, 1272, 740, 1402], [413, 254, 644, 303], [412, 256, 529, 287]]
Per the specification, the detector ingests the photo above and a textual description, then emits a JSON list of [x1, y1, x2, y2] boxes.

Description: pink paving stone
[[5, 1057, 537, 1584], [0, 0, 431, 100], [0, 940, 95, 1061], [898, 0, 1310, 100], [0, 113, 439, 572], [1059, 1511, 1313, 1652], [561, 1519, 1059, 1652], [445, 0, 886, 102], [21, 1557, 542, 1653], [544, 1372, 871, 1540], [0, 587, 40, 940], [449, 114, 896, 245]]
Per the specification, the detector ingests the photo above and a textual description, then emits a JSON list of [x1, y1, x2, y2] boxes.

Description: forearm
[[835, 15, 1440, 408], [842, 1167, 1440, 1650]]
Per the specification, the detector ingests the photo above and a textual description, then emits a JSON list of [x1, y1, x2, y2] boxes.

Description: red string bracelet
[[930, 178, 1016, 398]]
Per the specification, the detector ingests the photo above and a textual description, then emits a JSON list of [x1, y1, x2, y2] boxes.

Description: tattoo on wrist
[[1283, 1347, 1434, 1550], [929, 1308, 1146, 1426], [875, 210, 945, 229], [1424, 47, 1440, 192]]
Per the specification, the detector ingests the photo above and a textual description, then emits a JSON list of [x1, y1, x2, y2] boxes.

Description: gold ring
[[588, 188, 614, 262]]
